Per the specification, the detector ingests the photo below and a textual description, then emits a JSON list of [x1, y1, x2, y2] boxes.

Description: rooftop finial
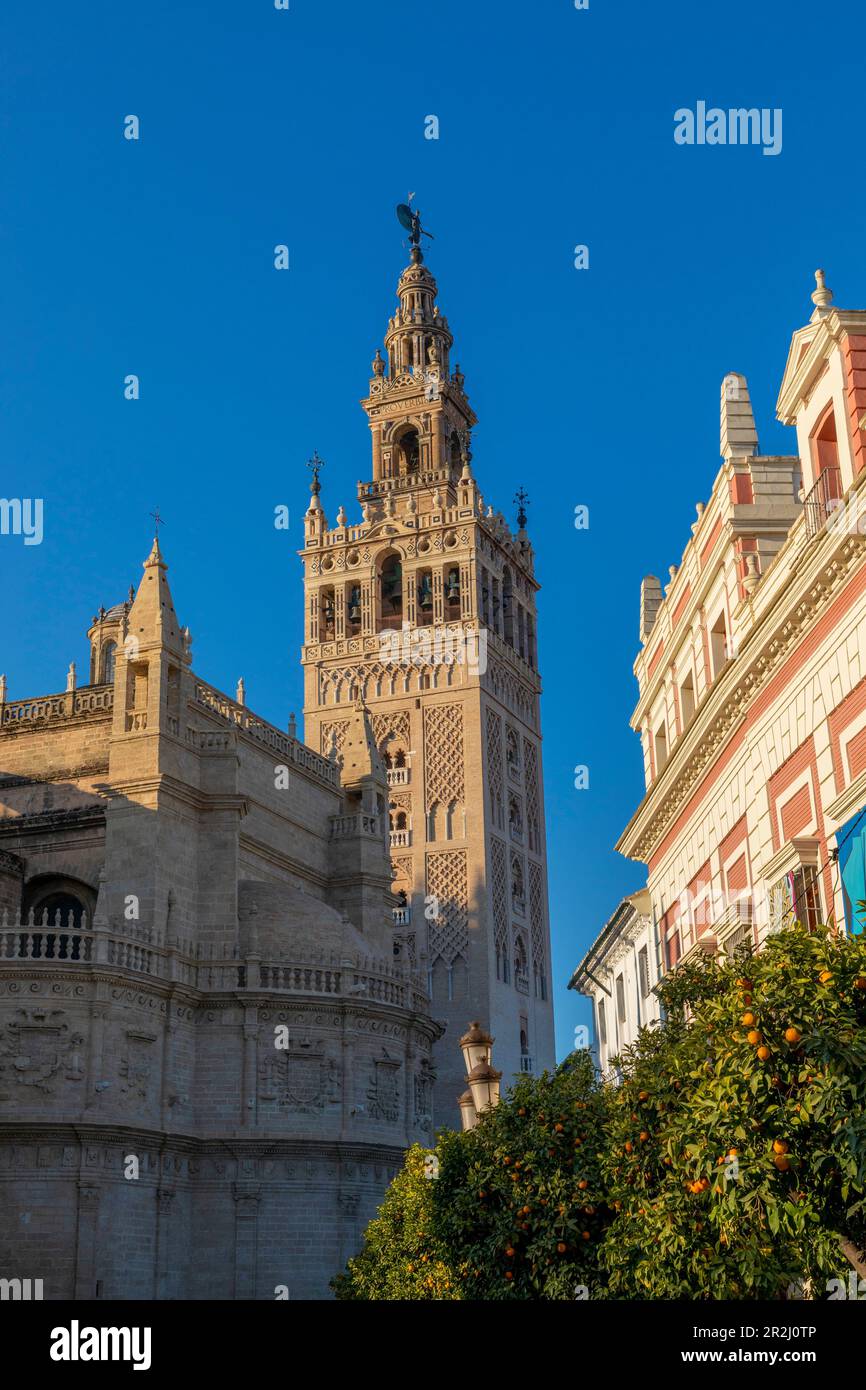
[[514, 487, 530, 530], [811, 268, 833, 311], [149, 505, 165, 538], [307, 450, 325, 496]]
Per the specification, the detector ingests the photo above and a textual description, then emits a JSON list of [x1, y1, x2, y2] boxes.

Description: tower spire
[[361, 209, 477, 499]]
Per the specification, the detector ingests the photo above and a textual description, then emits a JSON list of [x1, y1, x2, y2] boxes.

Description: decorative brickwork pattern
[[320, 719, 350, 758], [423, 704, 464, 813], [425, 849, 469, 965], [529, 860, 544, 969], [490, 836, 508, 953], [486, 708, 504, 829], [524, 737, 540, 852]]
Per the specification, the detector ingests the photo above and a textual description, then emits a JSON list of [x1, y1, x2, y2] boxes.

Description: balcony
[[387, 767, 409, 786], [515, 970, 530, 995], [803, 465, 843, 539], [519, 1054, 534, 1073], [390, 829, 410, 848], [392, 907, 410, 927]]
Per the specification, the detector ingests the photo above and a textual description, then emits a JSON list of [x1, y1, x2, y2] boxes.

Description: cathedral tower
[[300, 229, 556, 1121]]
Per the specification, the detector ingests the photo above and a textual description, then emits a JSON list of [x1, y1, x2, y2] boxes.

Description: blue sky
[[2, 0, 864, 1059]]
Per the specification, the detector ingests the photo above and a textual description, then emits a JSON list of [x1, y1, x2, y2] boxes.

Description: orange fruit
[[581, 1231, 590, 1240], [505, 1271, 513, 1281], [741, 1012, 756, 1027], [577, 1179, 588, 1191], [772, 1139, 789, 1154], [757, 1045, 771, 1061], [624, 1141, 633, 1154], [784, 1027, 801, 1045], [855, 977, 866, 990], [639, 1131, 650, 1143], [819, 970, 833, 984], [505, 1246, 515, 1257], [554, 1123, 564, 1133], [638, 1090, 649, 1101], [773, 1154, 791, 1171], [556, 1242, 567, 1254], [746, 1029, 762, 1046]]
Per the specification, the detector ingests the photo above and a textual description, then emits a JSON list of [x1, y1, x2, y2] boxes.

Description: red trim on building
[[700, 517, 723, 570], [843, 333, 866, 477], [646, 641, 665, 680], [672, 584, 692, 629], [647, 562, 866, 872], [828, 675, 866, 794]]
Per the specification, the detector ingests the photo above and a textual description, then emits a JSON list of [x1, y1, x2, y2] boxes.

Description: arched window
[[21, 878, 94, 961], [514, 934, 527, 981], [416, 568, 434, 625], [101, 641, 117, 684], [511, 856, 525, 912], [812, 402, 840, 479], [346, 585, 361, 634], [320, 586, 336, 639], [396, 428, 420, 475], [444, 567, 461, 614], [380, 555, 403, 630], [502, 567, 514, 647]]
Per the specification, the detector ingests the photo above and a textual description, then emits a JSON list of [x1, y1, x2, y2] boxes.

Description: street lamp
[[457, 1021, 501, 1125], [466, 1059, 502, 1115], [459, 1021, 493, 1074], [458, 1089, 478, 1132]]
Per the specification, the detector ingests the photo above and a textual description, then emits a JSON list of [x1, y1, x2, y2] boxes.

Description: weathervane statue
[[396, 194, 435, 253]]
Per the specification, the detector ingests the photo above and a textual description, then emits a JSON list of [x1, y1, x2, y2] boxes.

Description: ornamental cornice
[[618, 527, 866, 865]]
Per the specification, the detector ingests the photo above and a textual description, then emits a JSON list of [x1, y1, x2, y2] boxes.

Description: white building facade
[[568, 890, 663, 1074]]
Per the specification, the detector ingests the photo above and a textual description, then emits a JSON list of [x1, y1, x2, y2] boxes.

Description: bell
[[348, 587, 361, 622], [417, 574, 433, 610], [446, 569, 460, 602], [322, 596, 335, 625]]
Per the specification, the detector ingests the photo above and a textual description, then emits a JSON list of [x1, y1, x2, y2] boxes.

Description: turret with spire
[[103, 532, 242, 947], [360, 215, 477, 505]]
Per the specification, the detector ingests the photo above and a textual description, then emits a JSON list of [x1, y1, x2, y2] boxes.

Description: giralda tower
[[300, 217, 555, 1122]]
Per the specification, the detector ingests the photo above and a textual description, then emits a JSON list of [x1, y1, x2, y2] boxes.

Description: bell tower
[[299, 217, 556, 1123]]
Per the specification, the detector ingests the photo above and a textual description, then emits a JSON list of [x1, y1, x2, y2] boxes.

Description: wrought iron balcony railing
[[803, 466, 843, 540]]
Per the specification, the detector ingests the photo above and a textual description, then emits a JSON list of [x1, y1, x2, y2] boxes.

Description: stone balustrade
[[192, 678, 339, 787], [0, 683, 114, 729], [0, 912, 427, 1007], [330, 811, 381, 839]]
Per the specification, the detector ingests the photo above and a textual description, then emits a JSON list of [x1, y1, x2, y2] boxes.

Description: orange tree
[[334, 1050, 612, 1299], [600, 921, 866, 1298], [334, 922, 866, 1299], [332, 1144, 459, 1300]]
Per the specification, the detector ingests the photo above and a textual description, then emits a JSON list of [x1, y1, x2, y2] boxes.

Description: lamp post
[[458, 1021, 502, 1128]]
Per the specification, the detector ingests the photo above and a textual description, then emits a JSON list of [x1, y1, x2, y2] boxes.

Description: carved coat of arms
[[0, 1009, 84, 1095]]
